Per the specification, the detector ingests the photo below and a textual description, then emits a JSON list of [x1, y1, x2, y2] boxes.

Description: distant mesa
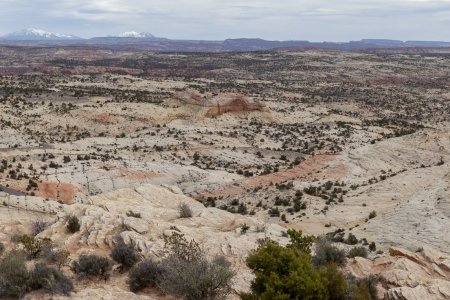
[[1, 28, 81, 40], [174, 90, 268, 118]]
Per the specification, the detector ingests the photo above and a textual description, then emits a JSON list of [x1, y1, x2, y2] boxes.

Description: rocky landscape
[[0, 47, 449, 299]]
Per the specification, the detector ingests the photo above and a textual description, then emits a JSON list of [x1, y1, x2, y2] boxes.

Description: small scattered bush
[[72, 255, 112, 279], [178, 203, 193, 218], [19, 235, 44, 259], [29, 263, 73, 295], [348, 246, 369, 258], [368, 211, 377, 219], [0, 242, 4, 256], [240, 223, 250, 234], [346, 233, 358, 245], [30, 219, 49, 236], [111, 237, 139, 269], [313, 237, 347, 266], [126, 210, 141, 218], [129, 260, 160, 292], [42, 247, 70, 269], [369, 242, 377, 252], [66, 215, 80, 233]]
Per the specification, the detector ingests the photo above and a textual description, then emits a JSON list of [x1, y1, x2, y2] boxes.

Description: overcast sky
[[1, 0, 450, 41]]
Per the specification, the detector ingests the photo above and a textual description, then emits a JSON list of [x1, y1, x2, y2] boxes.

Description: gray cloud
[[1, 0, 450, 40]]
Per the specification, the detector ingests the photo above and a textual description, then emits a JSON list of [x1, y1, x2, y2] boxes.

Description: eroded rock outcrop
[[347, 246, 450, 300]]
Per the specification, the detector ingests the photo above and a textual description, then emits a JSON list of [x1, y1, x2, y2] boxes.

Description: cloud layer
[[1, 0, 450, 40]]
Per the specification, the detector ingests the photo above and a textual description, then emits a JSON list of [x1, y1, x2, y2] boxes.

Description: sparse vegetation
[[66, 215, 80, 233], [158, 233, 235, 300], [178, 202, 193, 218], [72, 254, 112, 279], [111, 236, 139, 269]]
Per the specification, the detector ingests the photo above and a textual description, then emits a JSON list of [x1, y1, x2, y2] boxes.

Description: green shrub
[[129, 260, 160, 292], [19, 235, 44, 259], [0, 251, 29, 298], [72, 255, 112, 279], [29, 263, 73, 295], [66, 215, 80, 233], [313, 237, 347, 266], [286, 229, 315, 254], [246, 240, 328, 299], [346, 233, 358, 245], [111, 237, 139, 269], [348, 246, 369, 258], [319, 263, 347, 300]]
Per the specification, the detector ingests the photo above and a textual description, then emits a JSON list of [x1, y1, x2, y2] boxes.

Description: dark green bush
[[111, 237, 139, 269], [29, 263, 73, 295], [246, 240, 328, 299], [66, 215, 80, 233], [319, 263, 347, 300], [346, 233, 358, 245], [129, 260, 160, 292], [72, 254, 112, 279]]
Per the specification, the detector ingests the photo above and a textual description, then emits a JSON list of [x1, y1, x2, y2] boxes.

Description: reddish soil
[[36, 181, 77, 204], [93, 113, 115, 123], [194, 154, 346, 200]]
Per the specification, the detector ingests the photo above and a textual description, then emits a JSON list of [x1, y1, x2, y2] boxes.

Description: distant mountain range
[[117, 31, 156, 38], [2, 29, 450, 52], [2, 28, 81, 41]]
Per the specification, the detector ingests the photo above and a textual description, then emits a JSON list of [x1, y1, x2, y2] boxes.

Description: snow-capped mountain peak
[[2, 28, 81, 40], [118, 31, 156, 38]]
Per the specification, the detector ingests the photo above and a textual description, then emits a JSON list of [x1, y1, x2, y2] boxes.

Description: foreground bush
[[244, 230, 378, 300], [346, 274, 379, 299], [246, 240, 328, 299], [158, 233, 235, 300], [0, 251, 73, 298], [129, 260, 160, 292], [313, 236, 347, 266], [29, 263, 73, 295], [111, 236, 139, 269], [0, 251, 29, 298], [72, 254, 112, 279]]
